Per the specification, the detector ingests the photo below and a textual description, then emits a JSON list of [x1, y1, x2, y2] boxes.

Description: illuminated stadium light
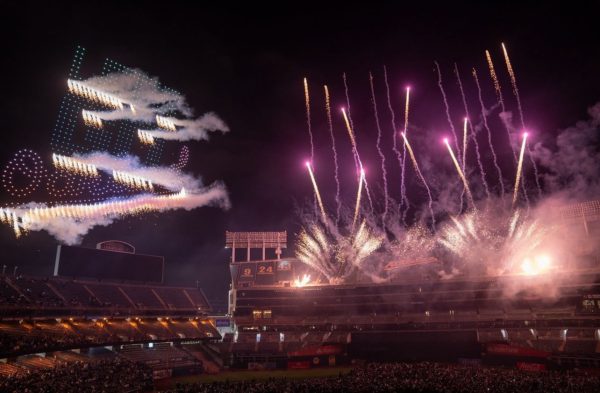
[[82, 110, 103, 128], [52, 153, 99, 177], [67, 79, 125, 110], [156, 115, 177, 131]]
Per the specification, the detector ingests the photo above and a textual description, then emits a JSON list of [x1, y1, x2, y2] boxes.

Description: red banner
[[517, 362, 547, 372], [287, 360, 311, 369], [486, 343, 550, 359], [288, 344, 343, 357]]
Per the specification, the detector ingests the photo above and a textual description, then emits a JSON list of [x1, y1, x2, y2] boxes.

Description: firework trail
[[454, 64, 491, 198], [342, 73, 356, 133], [462, 117, 468, 171], [472, 68, 505, 198], [383, 66, 409, 225], [486, 50, 530, 205], [501, 43, 521, 124], [486, 49, 517, 162], [435, 62, 462, 161], [513, 132, 528, 207], [445, 138, 475, 207], [306, 162, 327, 222], [401, 86, 411, 221], [303, 77, 314, 163], [501, 42, 542, 197], [341, 107, 375, 213], [341, 107, 360, 172], [352, 168, 365, 232], [401, 132, 436, 229], [369, 72, 389, 223], [324, 85, 341, 223], [485, 50, 504, 107]]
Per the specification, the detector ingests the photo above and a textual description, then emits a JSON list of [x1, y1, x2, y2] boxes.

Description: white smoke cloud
[[74, 152, 201, 192], [141, 112, 229, 142], [532, 102, 600, 199], [18, 183, 229, 245], [77, 70, 229, 140]]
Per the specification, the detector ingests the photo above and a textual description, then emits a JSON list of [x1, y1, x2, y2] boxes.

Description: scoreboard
[[232, 259, 297, 288]]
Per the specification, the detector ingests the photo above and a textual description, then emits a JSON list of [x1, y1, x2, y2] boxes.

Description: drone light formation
[[67, 79, 125, 110], [112, 170, 154, 191], [1, 48, 230, 243], [156, 115, 177, 131], [137, 129, 155, 145], [82, 110, 103, 128], [52, 154, 98, 177]]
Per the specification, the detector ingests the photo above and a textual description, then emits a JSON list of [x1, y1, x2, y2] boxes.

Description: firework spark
[[454, 64, 491, 198], [303, 77, 314, 162], [402, 132, 436, 228], [352, 168, 365, 231], [369, 72, 389, 223], [473, 68, 505, 198], [324, 85, 341, 223], [383, 67, 409, 226], [295, 220, 382, 284], [501, 42, 542, 197], [306, 162, 327, 222], [438, 206, 554, 276], [444, 138, 475, 207], [513, 132, 529, 207]]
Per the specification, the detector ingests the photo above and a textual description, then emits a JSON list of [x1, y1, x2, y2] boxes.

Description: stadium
[[2, 3, 600, 392]]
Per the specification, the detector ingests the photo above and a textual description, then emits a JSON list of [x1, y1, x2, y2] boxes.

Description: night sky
[[1, 3, 599, 302]]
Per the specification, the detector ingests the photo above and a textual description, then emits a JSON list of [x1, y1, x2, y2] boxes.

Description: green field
[[154, 367, 353, 391]]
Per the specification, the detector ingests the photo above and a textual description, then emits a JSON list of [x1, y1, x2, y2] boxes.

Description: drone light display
[[0, 46, 229, 244]]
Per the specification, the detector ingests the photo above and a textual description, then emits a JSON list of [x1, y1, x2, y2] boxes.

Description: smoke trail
[[324, 85, 341, 223], [140, 113, 229, 142], [434, 62, 462, 161], [383, 66, 409, 225], [472, 68, 505, 198], [11, 184, 229, 245], [369, 72, 389, 223], [401, 133, 436, 229], [501, 43, 542, 197], [303, 78, 314, 163], [454, 64, 491, 198]]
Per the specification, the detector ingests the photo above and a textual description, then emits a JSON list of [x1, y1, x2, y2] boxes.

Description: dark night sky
[[1, 2, 599, 301]]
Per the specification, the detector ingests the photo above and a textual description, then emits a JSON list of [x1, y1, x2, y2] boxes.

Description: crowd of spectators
[[0, 331, 83, 356], [0, 358, 153, 393], [168, 362, 600, 393]]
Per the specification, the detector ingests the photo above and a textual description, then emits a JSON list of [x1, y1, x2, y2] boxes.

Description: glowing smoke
[[74, 71, 229, 141]]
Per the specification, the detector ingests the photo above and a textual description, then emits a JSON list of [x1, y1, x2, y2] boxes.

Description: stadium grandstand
[[0, 240, 224, 391], [215, 201, 600, 372]]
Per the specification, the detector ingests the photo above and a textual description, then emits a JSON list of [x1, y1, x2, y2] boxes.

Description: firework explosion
[[295, 43, 597, 286], [296, 220, 382, 284], [437, 205, 556, 276]]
